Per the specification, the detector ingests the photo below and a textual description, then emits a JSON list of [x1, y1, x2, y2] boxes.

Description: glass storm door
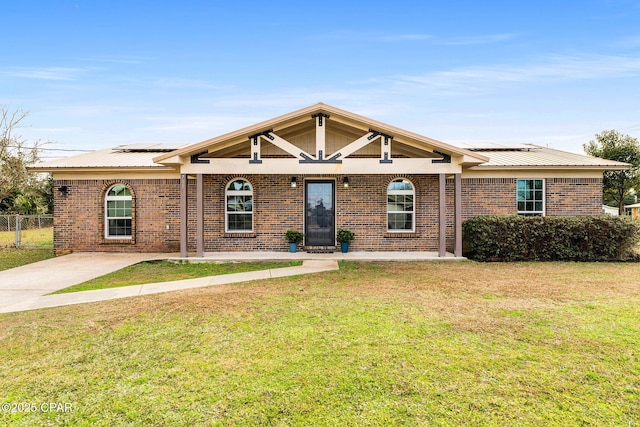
[[305, 181, 335, 246]]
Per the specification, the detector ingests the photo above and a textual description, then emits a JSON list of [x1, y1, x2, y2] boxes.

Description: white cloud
[[1, 66, 87, 81], [436, 33, 517, 46], [394, 54, 640, 94]]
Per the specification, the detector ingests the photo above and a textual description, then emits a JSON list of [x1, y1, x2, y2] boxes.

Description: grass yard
[[0, 227, 54, 271], [0, 227, 53, 248], [1, 261, 639, 426], [52, 260, 304, 294]]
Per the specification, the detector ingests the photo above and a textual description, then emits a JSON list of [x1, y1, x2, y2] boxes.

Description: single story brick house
[[32, 103, 629, 257]]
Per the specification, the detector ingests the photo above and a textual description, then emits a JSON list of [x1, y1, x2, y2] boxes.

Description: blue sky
[[3, 0, 640, 159]]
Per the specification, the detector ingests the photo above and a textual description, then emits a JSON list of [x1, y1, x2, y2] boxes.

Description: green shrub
[[463, 215, 640, 262]]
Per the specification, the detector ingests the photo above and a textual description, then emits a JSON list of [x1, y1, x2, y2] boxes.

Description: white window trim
[[387, 178, 416, 233], [225, 179, 254, 233], [516, 178, 546, 216], [104, 184, 132, 239]]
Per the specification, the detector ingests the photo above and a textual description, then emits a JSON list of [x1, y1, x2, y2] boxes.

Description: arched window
[[226, 179, 253, 232], [105, 184, 132, 238], [387, 178, 415, 232]]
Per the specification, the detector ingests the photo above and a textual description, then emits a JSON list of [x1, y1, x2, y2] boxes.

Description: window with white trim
[[105, 184, 132, 238], [226, 179, 253, 232], [517, 179, 545, 216], [387, 178, 415, 232]]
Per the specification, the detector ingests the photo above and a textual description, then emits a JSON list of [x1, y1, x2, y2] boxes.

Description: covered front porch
[[176, 173, 465, 259]]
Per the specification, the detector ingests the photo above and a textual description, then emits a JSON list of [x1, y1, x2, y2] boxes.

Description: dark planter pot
[[289, 243, 298, 253], [340, 242, 350, 253]]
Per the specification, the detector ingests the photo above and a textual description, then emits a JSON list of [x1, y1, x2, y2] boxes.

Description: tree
[[0, 106, 51, 213], [584, 130, 640, 215]]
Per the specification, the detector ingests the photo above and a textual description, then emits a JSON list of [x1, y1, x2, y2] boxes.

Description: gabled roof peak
[[152, 102, 487, 164]]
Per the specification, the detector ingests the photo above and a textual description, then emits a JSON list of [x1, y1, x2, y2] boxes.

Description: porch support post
[[438, 173, 446, 257], [196, 173, 204, 258], [454, 173, 462, 257], [180, 174, 188, 258]]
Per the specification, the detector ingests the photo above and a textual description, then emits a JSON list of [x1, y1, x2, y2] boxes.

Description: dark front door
[[305, 180, 335, 246]]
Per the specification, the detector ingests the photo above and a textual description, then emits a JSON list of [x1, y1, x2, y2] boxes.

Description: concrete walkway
[[0, 259, 339, 314], [0, 250, 461, 315], [0, 252, 171, 312]]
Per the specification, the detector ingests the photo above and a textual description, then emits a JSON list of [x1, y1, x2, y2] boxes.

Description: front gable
[[153, 103, 488, 175]]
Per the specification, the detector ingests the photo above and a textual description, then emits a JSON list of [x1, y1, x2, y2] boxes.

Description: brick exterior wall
[[53, 178, 181, 253], [53, 175, 603, 253], [458, 177, 603, 220]]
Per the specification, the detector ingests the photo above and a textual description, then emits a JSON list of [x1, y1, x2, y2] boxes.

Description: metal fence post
[[15, 214, 21, 248]]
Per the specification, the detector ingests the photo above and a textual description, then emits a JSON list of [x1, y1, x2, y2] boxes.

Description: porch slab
[[170, 251, 465, 262]]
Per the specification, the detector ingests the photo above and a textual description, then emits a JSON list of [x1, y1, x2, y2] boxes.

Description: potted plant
[[285, 230, 304, 253], [336, 228, 355, 253]]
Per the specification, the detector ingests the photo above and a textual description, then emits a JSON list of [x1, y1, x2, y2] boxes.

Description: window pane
[[228, 179, 251, 191], [388, 179, 413, 191], [227, 213, 252, 231], [108, 219, 131, 236], [108, 184, 131, 197], [534, 180, 543, 190], [388, 213, 412, 230]]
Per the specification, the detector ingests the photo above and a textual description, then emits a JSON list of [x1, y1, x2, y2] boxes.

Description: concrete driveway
[[0, 252, 171, 312]]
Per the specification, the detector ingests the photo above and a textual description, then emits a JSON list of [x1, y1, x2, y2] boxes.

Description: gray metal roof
[[464, 143, 630, 169], [31, 142, 630, 171], [31, 144, 184, 170]]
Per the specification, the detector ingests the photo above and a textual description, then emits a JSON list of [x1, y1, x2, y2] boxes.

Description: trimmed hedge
[[463, 215, 640, 262]]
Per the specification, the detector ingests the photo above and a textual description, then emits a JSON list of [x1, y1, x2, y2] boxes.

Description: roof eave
[[28, 166, 178, 173], [469, 164, 631, 171]]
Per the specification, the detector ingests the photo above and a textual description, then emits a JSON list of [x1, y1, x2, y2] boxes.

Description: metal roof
[[464, 143, 630, 169], [30, 140, 630, 172], [30, 144, 184, 170]]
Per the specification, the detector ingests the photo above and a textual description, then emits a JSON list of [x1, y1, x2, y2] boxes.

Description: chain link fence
[[0, 214, 54, 248]]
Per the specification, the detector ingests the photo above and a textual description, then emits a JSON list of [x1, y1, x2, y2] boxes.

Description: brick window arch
[[225, 178, 253, 232], [105, 184, 133, 238], [387, 178, 415, 232]]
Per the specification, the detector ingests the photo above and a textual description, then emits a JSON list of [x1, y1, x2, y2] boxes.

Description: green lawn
[[0, 227, 54, 271], [52, 260, 303, 294], [1, 261, 639, 426]]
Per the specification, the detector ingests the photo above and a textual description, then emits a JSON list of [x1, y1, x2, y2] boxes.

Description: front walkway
[[0, 260, 339, 314], [0, 251, 464, 315]]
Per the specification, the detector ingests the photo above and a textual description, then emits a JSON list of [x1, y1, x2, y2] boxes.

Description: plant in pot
[[285, 230, 304, 253], [336, 228, 355, 253]]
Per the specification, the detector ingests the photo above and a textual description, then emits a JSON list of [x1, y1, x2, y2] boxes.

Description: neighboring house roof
[[463, 143, 630, 170], [603, 205, 619, 215], [625, 203, 640, 209], [31, 144, 185, 171]]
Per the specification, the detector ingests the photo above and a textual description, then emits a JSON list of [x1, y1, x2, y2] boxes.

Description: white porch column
[[180, 174, 188, 258], [196, 174, 204, 258], [438, 173, 446, 257]]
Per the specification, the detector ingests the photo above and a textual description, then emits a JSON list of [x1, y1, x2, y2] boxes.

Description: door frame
[[304, 179, 336, 246]]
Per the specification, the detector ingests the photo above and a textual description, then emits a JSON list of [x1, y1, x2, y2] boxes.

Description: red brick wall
[[458, 177, 603, 219], [545, 178, 603, 216], [53, 175, 603, 253], [53, 178, 181, 253]]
